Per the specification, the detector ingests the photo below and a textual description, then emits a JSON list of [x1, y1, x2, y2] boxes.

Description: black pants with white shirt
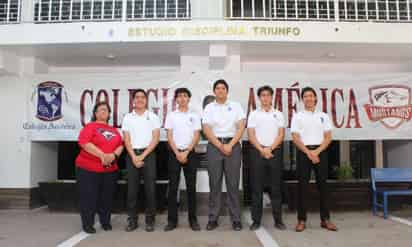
[[167, 150, 198, 225], [250, 147, 283, 224], [126, 149, 157, 224], [296, 146, 330, 221]]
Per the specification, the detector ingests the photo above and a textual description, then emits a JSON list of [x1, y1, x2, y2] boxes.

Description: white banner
[[23, 72, 412, 141]]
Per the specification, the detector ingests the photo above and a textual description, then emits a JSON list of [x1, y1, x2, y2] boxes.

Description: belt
[[133, 148, 146, 154], [217, 137, 233, 144], [177, 148, 188, 152], [306, 145, 320, 150]]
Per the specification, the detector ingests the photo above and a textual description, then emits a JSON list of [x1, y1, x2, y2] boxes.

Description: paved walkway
[[1, 208, 412, 247]]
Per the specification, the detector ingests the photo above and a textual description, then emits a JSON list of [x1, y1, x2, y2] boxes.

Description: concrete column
[[21, 57, 57, 188], [20, 0, 35, 23], [375, 140, 384, 168], [191, 0, 225, 19], [0, 62, 31, 189], [339, 140, 350, 166], [122, 0, 127, 22]]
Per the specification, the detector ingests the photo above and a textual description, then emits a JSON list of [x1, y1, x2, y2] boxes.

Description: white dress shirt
[[248, 107, 285, 147], [165, 109, 201, 149], [202, 100, 246, 138], [121, 110, 161, 149], [290, 110, 333, 146]]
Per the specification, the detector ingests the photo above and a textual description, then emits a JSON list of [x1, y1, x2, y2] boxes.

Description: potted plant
[[335, 162, 354, 181]]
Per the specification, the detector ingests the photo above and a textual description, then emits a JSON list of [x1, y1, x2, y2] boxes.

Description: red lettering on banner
[[147, 88, 159, 115], [128, 89, 137, 113], [80, 90, 93, 127], [96, 90, 109, 104], [274, 88, 283, 111], [171, 97, 177, 112], [346, 89, 362, 128], [161, 88, 170, 127], [320, 88, 328, 113], [287, 84, 300, 128], [247, 87, 257, 117], [79, 85, 365, 130], [331, 89, 344, 128], [112, 89, 120, 128]]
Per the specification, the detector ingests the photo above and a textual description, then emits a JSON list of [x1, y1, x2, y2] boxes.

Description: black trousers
[[250, 147, 283, 224], [296, 147, 330, 221], [126, 150, 156, 223], [167, 150, 198, 224], [77, 167, 118, 228]]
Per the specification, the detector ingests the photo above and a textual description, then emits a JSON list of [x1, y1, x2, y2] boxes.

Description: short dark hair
[[202, 95, 215, 109], [132, 89, 147, 99], [213, 79, 229, 92], [91, 101, 111, 122], [257, 86, 274, 97], [174, 87, 192, 99], [301, 87, 317, 99]]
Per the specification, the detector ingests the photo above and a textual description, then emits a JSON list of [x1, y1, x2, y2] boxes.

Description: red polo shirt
[[75, 122, 123, 173]]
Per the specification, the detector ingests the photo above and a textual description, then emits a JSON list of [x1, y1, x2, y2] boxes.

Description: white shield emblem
[[366, 85, 411, 129]]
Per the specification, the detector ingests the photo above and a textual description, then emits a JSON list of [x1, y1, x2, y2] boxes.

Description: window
[[228, 0, 335, 20], [228, 0, 411, 22], [34, 0, 123, 22], [339, 0, 412, 22], [0, 0, 20, 23], [126, 0, 190, 20]]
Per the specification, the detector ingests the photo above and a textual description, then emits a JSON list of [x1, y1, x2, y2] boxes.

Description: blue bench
[[371, 168, 412, 219]]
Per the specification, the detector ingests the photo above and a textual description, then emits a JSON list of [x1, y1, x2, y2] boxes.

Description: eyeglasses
[[97, 108, 109, 112]]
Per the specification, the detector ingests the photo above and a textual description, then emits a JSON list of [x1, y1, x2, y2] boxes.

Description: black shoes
[[83, 226, 96, 234], [207, 221, 242, 231], [232, 221, 242, 231], [145, 222, 155, 232], [164, 223, 177, 232], [249, 221, 286, 231], [125, 218, 138, 232], [275, 221, 287, 230], [126, 217, 155, 232], [190, 221, 201, 231], [164, 220, 201, 231], [249, 222, 260, 231], [206, 221, 218, 231], [102, 224, 112, 231]]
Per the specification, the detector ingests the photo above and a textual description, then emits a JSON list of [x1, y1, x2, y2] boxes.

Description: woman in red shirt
[[76, 101, 123, 234]]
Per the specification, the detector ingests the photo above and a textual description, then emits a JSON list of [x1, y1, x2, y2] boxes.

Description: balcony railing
[[1, 0, 412, 24], [126, 0, 190, 20], [33, 0, 191, 23], [227, 0, 412, 22], [0, 0, 20, 24], [338, 0, 411, 21]]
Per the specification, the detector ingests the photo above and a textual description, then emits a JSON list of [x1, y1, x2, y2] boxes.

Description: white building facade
[[1, 0, 412, 208]]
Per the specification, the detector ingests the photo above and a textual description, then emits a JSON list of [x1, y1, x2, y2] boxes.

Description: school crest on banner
[[364, 85, 412, 129], [35, 81, 64, 121]]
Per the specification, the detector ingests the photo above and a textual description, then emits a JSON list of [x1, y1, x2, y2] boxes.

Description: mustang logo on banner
[[364, 85, 412, 129], [23, 72, 412, 141]]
